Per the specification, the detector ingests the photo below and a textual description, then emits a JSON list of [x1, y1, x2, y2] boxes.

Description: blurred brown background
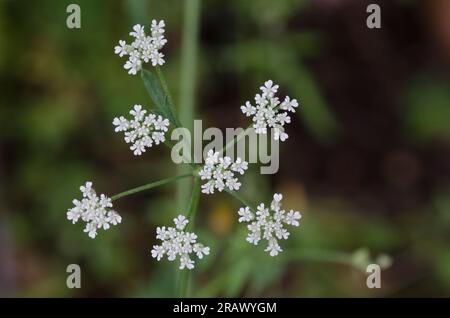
[[1, 0, 450, 297]]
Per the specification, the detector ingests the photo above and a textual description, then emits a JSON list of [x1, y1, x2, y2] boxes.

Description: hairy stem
[[110, 173, 193, 201]]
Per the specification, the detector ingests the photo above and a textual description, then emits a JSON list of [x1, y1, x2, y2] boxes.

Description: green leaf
[[141, 68, 180, 127]]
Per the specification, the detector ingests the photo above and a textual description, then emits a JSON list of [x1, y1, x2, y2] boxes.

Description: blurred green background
[[1, 0, 450, 297]]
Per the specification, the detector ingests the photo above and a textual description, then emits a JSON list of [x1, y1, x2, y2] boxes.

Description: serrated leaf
[[141, 68, 180, 127]]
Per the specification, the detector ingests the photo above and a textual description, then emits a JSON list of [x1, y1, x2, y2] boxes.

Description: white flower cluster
[[113, 104, 170, 156], [241, 80, 299, 141], [151, 215, 210, 270], [238, 193, 301, 256], [198, 150, 248, 194], [114, 20, 167, 75], [67, 182, 122, 239]]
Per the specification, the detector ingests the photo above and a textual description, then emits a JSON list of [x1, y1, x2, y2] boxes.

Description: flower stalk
[[177, 176, 202, 297], [111, 173, 193, 201]]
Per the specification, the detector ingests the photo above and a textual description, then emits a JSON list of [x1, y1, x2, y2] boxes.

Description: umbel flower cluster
[[114, 20, 167, 75], [238, 193, 301, 256], [67, 18, 304, 272], [151, 215, 210, 270], [198, 150, 248, 194], [67, 182, 122, 239], [241, 80, 299, 141], [113, 104, 170, 156]]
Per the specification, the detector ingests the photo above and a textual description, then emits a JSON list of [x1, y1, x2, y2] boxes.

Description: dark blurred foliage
[[1, 0, 450, 297]]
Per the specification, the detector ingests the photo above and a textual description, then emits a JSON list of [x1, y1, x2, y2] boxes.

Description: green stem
[[177, 0, 201, 212], [110, 173, 193, 201], [185, 177, 201, 230], [163, 138, 175, 149], [225, 189, 257, 212], [177, 177, 201, 298], [219, 125, 253, 157], [178, 1, 200, 129]]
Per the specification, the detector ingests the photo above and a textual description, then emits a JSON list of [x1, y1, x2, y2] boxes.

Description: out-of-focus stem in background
[[176, 0, 201, 212]]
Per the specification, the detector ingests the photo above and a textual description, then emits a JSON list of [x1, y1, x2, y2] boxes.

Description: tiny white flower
[[151, 51, 165, 66], [108, 211, 122, 225], [201, 180, 215, 194], [112, 116, 129, 132], [247, 231, 261, 245], [260, 80, 279, 97], [156, 226, 167, 240], [114, 40, 128, 57], [151, 214, 210, 270], [130, 139, 145, 155], [204, 150, 219, 165], [237, 193, 301, 256], [193, 244, 210, 259], [124, 58, 141, 75], [151, 245, 165, 261], [67, 200, 82, 223], [130, 24, 145, 38], [130, 104, 146, 119], [180, 255, 194, 270], [265, 238, 282, 257], [280, 96, 298, 113], [151, 19, 165, 35], [225, 178, 241, 191], [174, 215, 188, 230], [238, 207, 253, 223], [276, 112, 290, 125], [114, 20, 167, 75], [273, 193, 283, 202], [231, 158, 248, 175], [241, 101, 256, 116], [154, 116, 170, 131], [199, 150, 248, 194], [84, 223, 97, 239], [152, 131, 165, 145], [67, 182, 121, 239], [198, 168, 212, 180], [285, 210, 302, 226], [113, 105, 170, 155], [241, 80, 299, 142]]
